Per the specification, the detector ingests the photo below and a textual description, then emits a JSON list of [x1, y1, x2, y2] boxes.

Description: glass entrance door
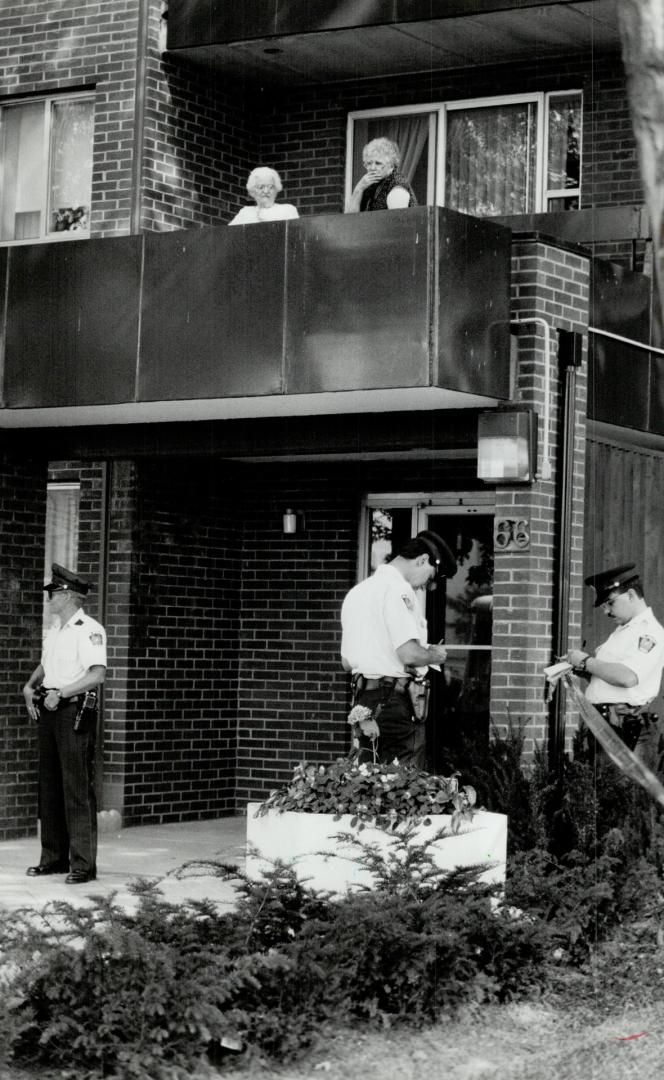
[[417, 507, 494, 772]]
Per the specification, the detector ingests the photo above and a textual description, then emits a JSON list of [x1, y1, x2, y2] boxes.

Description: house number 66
[[494, 517, 530, 551]]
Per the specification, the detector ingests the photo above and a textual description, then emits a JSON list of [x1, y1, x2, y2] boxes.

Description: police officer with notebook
[[565, 564, 664, 758]]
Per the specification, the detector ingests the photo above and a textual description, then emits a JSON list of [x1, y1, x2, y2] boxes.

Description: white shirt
[[41, 608, 107, 688], [585, 606, 664, 706], [228, 204, 299, 225], [341, 563, 429, 679]]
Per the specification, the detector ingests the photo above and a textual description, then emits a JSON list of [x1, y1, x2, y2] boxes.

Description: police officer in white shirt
[[23, 564, 107, 884], [565, 564, 664, 756], [341, 530, 456, 769]]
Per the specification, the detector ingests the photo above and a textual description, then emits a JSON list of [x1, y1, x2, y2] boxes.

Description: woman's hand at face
[[352, 169, 383, 197]]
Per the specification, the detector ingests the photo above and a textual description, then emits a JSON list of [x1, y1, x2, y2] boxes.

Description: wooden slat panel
[[584, 434, 664, 714]]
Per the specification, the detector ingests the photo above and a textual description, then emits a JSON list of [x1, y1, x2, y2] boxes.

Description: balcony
[[0, 208, 512, 430], [165, 0, 620, 84]]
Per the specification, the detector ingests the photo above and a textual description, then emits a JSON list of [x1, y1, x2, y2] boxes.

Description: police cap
[[584, 563, 640, 607], [415, 530, 457, 578], [43, 563, 91, 596]]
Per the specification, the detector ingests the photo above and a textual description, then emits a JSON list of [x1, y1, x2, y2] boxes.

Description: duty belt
[[595, 703, 657, 724], [361, 676, 411, 693], [36, 687, 82, 709]]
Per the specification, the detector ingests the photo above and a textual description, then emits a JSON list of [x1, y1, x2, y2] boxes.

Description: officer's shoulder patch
[[75, 619, 84, 625], [401, 593, 414, 612], [89, 632, 103, 646], [639, 635, 656, 653]]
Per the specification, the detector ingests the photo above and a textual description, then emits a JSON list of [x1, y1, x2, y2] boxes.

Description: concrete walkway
[[0, 815, 247, 913]]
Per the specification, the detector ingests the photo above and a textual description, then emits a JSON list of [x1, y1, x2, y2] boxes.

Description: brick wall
[[0, 452, 48, 840], [235, 464, 355, 804], [139, 1, 258, 231], [490, 239, 590, 755], [104, 459, 242, 825], [103, 460, 135, 815]]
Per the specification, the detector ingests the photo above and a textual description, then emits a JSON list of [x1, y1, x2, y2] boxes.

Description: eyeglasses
[[255, 184, 276, 192]]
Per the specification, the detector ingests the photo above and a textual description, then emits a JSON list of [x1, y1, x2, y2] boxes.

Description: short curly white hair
[[246, 167, 283, 194], [362, 137, 400, 169]]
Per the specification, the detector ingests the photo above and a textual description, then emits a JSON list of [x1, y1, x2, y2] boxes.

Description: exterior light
[[282, 509, 305, 534], [477, 409, 537, 483]]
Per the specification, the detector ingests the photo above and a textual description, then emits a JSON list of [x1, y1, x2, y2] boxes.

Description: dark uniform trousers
[[355, 682, 425, 769], [37, 698, 97, 875]]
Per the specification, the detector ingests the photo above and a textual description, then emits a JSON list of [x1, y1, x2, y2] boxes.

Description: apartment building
[[1, 0, 660, 837]]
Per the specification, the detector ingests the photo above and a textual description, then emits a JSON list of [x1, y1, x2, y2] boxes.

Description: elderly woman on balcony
[[229, 167, 299, 225], [345, 137, 417, 213]]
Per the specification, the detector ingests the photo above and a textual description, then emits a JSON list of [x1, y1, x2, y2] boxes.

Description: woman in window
[[228, 167, 299, 225], [345, 138, 416, 213]]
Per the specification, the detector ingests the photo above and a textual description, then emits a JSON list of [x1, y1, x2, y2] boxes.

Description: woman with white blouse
[[229, 167, 299, 225]]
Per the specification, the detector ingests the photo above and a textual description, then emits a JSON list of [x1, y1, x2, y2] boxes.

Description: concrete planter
[[246, 802, 507, 896]]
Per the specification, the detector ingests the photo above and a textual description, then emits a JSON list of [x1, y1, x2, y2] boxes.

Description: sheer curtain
[[380, 115, 429, 183], [445, 102, 537, 216], [43, 484, 80, 628], [48, 98, 93, 233]]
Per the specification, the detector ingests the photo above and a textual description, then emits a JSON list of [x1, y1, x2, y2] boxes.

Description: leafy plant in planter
[[256, 754, 477, 833]]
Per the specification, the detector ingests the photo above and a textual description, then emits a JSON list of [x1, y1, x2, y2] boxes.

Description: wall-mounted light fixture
[[282, 508, 305, 535], [477, 408, 538, 483]]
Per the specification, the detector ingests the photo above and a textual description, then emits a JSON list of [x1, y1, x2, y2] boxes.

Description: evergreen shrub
[[0, 831, 552, 1080]]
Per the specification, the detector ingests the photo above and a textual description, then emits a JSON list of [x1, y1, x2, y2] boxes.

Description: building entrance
[[361, 494, 494, 772], [417, 507, 494, 773]]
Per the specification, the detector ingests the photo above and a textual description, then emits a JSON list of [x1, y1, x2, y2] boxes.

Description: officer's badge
[[638, 635, 656, 653], [402, 594, 414, 611], [89, 633, 103, 646]]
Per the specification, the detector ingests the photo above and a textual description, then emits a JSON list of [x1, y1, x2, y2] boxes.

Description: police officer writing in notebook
[[341, 530, 456, 769], [23, 564, 107, 884], [564, 564, 664, 759]]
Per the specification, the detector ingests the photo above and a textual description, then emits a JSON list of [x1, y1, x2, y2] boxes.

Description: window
[[43, 482, 80, 630], [0, 93, 94, 244], [346, 91, 581, 216]]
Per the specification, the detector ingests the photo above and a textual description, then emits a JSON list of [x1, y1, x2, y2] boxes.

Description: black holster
[[600, 703, 654, 752], [74, 690, 99, 732], [407, 677, 430, 722]]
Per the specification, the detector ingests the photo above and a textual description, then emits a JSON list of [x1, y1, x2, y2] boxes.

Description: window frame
[[346, 89, 582, 216], [0, 90, 94, 247], [357, 490, 495, 582]]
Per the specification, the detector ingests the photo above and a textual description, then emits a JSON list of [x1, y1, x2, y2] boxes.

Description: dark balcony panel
[[139, 225, 286, 401], [435, 212, 511, 399], [589, 258, 652, 430], [285, 211, 431, 394], [4, 238, 141, 408], [496, 205, 650, 246]]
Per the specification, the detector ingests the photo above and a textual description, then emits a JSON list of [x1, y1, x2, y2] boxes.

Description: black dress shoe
[[65, 869, 96, 884], [26, 862, 68, 877]]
